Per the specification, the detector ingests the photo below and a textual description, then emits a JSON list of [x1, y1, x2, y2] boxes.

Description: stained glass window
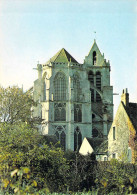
[[55, 126, 66, 150], [74, 104, 82, 122], [54, 103, 66, 121], [54, 72, 66, 101]]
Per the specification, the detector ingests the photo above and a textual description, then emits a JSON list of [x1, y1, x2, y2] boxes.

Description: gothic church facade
[[33, 40, 113, 151]]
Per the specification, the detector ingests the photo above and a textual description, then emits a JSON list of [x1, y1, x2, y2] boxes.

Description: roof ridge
[[63, 48, 70, 62], [121, 101, 136, 130]]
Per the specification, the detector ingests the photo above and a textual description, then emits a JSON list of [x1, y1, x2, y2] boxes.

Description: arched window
[[93, 51, 97, 65], [73, 75, 80, 102], [88, 71, 94, 102], [74, 127, 82, 151], [55, 126, 66, 150], [96, 72, 101, 102], [54, 103, 66, 121], [96, 72, 101, 90], [74, 104, 82, 122], [54, 72, 66, 101]]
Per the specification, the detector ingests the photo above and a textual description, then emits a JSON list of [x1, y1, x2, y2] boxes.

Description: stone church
[[33, 40, 113, 151]]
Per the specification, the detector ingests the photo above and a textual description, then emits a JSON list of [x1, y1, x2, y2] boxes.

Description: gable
[[108, 101, 137, 162], [84, 40, 107, 66], [79, 137, 94, 155], [127, 103, 137, 130]]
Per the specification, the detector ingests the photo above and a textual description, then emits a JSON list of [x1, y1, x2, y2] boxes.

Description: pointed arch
[[54, 72, 66, 101], [54, 103, 66, 121], [55, 126, 66, 150], [74, 127, 82, 151], [74, 104, 82, 122], [93, 51, 97, 65], [96, 71, 101, 102]]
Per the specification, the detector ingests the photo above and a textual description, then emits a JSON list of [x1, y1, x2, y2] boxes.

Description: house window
[[54, 103, 66, 121], [113, 127, 116, 140], [55, 126, 66, 150], [73, 75, 81, 102], [128, 147, 132, 162], [104, 157, 107, 161], [54, 72, 66, 101], [74, 127, 82, 151], [112, 153, 116, 159], [93, 51, 97, 65], [74, 104, 82, 122]]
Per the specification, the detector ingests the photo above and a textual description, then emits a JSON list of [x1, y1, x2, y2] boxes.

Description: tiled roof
[[45, 48, 78, 64]]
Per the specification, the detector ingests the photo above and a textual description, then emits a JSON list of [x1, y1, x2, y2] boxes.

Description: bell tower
[[84, 40, 113, 140]]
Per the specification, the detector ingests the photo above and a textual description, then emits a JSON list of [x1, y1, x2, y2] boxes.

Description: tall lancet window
[[55, 126, 66, 150], [54, 72, 66, 101], [96, 72, 101, 90], [96, 71, 101, 102], [73, 75, 80, 102], [74, 126, 82, 151], [88, 71, 94, 102], [54, 72, 66, 121], [93, 51, 97, 65]]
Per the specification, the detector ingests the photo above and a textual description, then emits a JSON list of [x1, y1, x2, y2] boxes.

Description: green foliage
[[65, 152, 96, 192], [0, 122, 68, 194], [0, 86, 33, 124], [94, 159, 137, 194]]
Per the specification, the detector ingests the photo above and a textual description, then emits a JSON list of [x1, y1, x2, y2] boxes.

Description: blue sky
[[0, 0, 137, 114]]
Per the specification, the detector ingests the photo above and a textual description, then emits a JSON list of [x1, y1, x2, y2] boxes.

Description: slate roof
[[127, 103, 137, 130], [45, 48, 78, 64], [86, 137, 107, 154]]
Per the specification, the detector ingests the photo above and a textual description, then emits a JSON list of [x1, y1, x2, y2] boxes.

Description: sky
[[0, 0, 137, 114]]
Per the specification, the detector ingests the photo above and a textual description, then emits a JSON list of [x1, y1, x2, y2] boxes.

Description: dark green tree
[[0, 122, 68, 194]]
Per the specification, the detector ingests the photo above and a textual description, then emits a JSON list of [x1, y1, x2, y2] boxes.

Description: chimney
[[121, 88, 129, 107]]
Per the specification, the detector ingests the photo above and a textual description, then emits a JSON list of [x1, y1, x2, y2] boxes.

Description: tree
[[94, 159, 137, 194], [0, 122, 68, 194], [0, 86, 34, 124]]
